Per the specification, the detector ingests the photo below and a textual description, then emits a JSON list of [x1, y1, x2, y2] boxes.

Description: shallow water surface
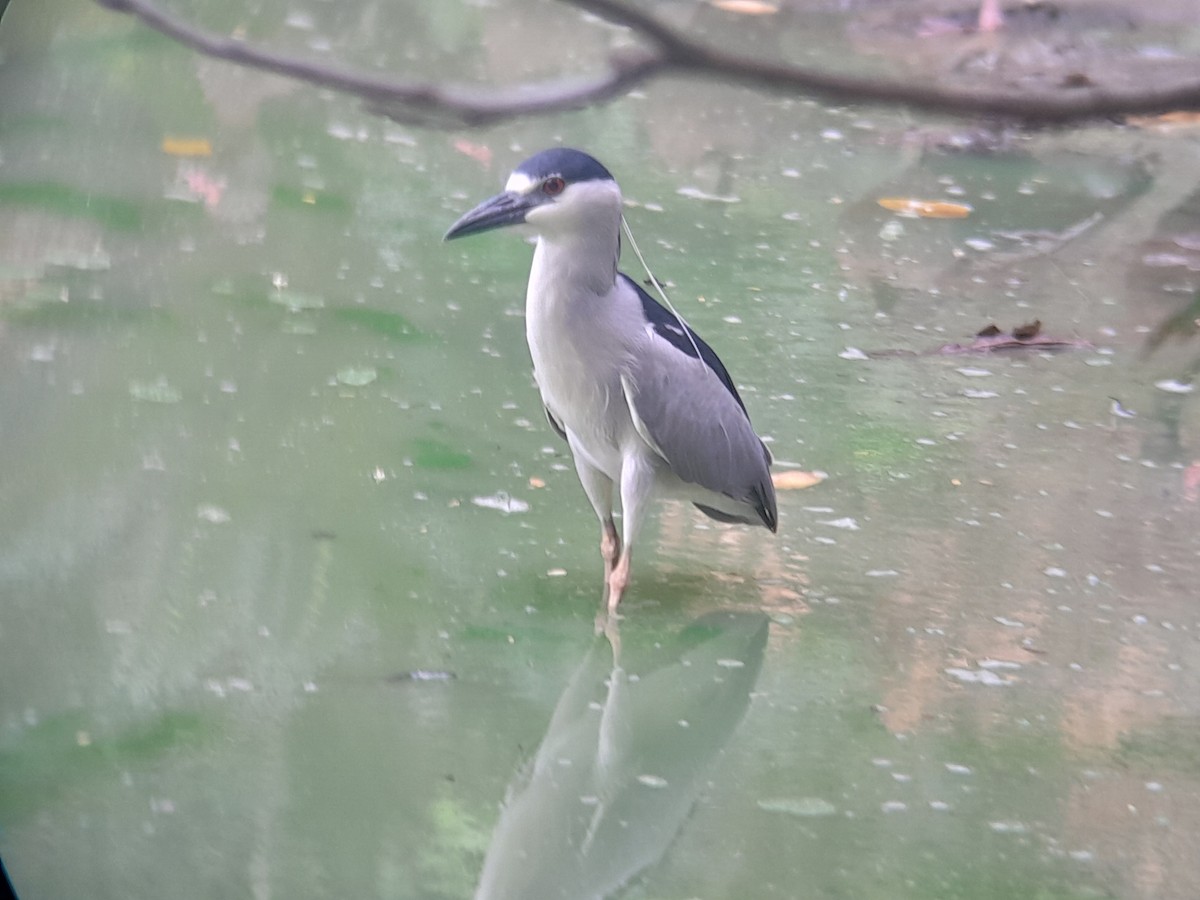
[[1, 1, 1198, 898]]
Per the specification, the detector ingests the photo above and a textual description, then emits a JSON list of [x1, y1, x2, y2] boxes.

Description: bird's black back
[[621, 274, 750, 417]]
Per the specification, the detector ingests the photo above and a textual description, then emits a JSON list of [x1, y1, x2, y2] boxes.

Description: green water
[[1, 1, 1198, 898]]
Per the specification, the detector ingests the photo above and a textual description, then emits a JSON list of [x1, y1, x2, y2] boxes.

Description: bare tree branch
[[95, 0, 1200, 127]]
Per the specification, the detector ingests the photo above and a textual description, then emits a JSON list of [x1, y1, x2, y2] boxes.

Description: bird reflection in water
[[474, 609, 769, 900]]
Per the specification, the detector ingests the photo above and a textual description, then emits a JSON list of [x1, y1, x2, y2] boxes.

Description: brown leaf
[[772, 470, 825, 490], [1128, 111, 1200, 130], [877, 197, 972, 219], [1011, 319, 1042, 341]]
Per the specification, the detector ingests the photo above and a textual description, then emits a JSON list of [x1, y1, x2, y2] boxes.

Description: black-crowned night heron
[[445, 148, 777, 611]]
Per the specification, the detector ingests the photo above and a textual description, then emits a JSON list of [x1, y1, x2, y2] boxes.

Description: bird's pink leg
[[600, 517, 621, 578], [606, 456, 654, 613], [606, 549, 632, 614]]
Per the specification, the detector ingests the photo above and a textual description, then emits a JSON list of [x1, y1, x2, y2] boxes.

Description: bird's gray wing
[[621, 351, 775, 529]]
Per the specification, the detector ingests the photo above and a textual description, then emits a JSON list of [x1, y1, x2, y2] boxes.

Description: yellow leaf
[[710, 0, 780, 14], [162, 137, 213, 157], [877, 197, 972, 219], [1127, 111, 1200, 130], [772, 470, 825, 490]]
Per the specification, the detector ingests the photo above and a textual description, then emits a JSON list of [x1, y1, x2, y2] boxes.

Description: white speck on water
[[637, 774, 668, 788], [197, 504, 230, 524], [285, 10, 315, 29], [839, 346, 869, 360], [1145, 781, 1163, 793], [757, 797, 837, 817], [929, 800, 951, 811], [676, 186, 740, 203], [945, 667, 1011, 687], [722, 315, 742, 324], [471, 493, 530, 514], [1069, 849, 1095, 862], [1132, 614, 1149, 625], [1044, 566, 1068, 578], [962, 389, 999, 399], [336, 366, 377, 387], [129, 377, 182, 404], [865, 569, 899, 577], [872, 758, 893, 768], [879, 219, 905, 242], [546, 568, 567, 577], [945, 763, 973, 775], [964, 237, 994, 251], [881, 801, 908, 813], [819, 517, 859, 530], [956, 367, 992, 377], [892, 772, 912, 783], [978, 659, 1021, 670], [993, 616, 1024, 628], [820, 128, 844, 141], [990, 820, 1028, 834], [1155, 378, 1195, 394]]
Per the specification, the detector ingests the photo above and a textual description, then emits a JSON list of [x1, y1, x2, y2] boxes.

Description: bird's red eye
[[541, 176, 566, 196]]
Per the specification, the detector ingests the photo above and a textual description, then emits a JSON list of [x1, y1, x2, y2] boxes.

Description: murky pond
[[2, 1, 1198, 898]]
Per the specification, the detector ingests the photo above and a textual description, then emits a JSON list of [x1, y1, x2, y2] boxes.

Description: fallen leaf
[[936, 324, 1090, 355], [1011, 319, 1042, 341], [528, 476, 546, 488], [1128, 111, 1200, 130], [877, 197, 972, 219], [772, 470, 825, 490], [162, 137, 213, 157], [710, 0, 780, 13], [453, 139, 492, 167]]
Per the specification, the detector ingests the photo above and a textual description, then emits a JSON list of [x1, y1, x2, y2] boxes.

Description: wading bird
[[445, 148, 776, 611]]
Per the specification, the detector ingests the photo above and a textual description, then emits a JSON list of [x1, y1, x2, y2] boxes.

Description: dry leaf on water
[[772, 470, 825, 490], [162, 137, 213, 157], [877, 197, 972, 219]]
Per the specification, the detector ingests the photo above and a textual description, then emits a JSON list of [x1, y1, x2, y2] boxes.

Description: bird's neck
[[529, 221, 620, 302]]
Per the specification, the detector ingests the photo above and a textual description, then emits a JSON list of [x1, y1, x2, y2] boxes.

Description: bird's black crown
[[515, 147, 613, 184]]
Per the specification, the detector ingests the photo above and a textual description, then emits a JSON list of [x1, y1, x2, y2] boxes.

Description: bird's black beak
[[444, 190, 543, 241]]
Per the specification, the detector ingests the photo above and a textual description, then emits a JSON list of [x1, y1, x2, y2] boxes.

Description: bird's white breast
[[524, 237, 642, 478]]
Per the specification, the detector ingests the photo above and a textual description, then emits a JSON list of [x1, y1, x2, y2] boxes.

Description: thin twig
[[94, 0, 1200, 127]]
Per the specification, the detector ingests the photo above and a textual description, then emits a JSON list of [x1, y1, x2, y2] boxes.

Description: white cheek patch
[[505, 172, 538, 194]]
